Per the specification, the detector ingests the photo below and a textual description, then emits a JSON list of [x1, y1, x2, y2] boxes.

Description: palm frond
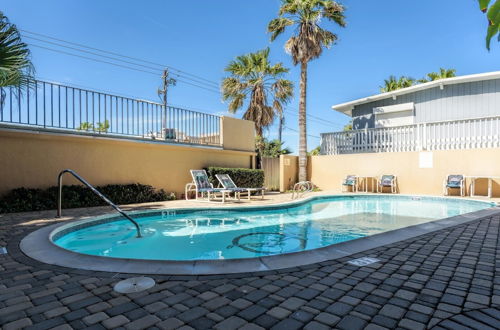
[[0, 11, 34, 88], [268, 17, 295, 41], [273, 0, 346, 64], [321, 1, 346, 27]]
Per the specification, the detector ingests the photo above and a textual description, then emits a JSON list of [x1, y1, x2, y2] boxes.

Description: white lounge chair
[[341, 175, 358, 193], [185, 170, 233, 202], [443, 174, 465, 196], [377, 175, 397, 193], [215, 173, 265, 200]]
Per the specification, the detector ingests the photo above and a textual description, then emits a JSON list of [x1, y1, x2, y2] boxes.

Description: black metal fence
[[0, 79, 222, 146]]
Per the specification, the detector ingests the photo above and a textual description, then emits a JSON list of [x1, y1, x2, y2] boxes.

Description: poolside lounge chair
[[215, 174, 265, 200], [377, 175, 397, 193], [341, 175, 358, 193], [185, 170, 233, 202], [443, 174, 465, 197]]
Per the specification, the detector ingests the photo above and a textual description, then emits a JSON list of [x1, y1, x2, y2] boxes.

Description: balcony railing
[[321, 115, 500, 155], [0, 79, 222, 146]]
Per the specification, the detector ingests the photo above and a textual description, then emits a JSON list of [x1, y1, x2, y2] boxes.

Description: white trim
[[332, 71, 500, 116]]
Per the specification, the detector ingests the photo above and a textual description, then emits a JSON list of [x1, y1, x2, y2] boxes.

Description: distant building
[[332, 71, 500, 130], [321, 72, 500, 155]]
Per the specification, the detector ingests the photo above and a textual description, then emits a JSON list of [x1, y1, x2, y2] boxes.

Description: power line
[[284, 125, 321, 139], [23, 35, 220, 90], [283, 109, 344, 129], [285, 107, 343, 127], [20, 29, 220, 87], [35, 76, 155, 100], [28, 43, 221, 94]]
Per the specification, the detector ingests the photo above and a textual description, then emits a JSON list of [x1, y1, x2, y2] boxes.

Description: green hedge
[[0, 184, 175, 214], [206, 167, 264, 188]]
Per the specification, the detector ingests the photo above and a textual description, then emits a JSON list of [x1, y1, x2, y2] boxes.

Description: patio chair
[[215, 174, 265, 200], [185, 170, 233, 202], [377, 175, 397, 193], [443, 174, 465, 197], [341, 175, 358, 193]]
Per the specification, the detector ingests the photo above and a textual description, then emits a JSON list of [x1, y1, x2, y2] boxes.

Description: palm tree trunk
[[298, 61, 308, 182], [278, 113, 283, 143]]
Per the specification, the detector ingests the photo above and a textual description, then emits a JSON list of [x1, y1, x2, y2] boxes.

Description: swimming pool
[[52, 195, 494, 261]]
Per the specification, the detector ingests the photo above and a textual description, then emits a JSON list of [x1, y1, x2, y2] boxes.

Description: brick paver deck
[[1, 196, 499, 329]]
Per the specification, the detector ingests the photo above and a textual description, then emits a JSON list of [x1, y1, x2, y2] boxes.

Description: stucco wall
[[279, 155, 298, 192], [0, 128, 255, 197], [308, 149, 500, 196], [221, 116, 256, 152]]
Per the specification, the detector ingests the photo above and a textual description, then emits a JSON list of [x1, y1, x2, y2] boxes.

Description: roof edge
[[332, 71, 500, 116]]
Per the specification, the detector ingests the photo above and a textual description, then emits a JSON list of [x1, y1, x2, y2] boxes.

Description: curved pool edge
[[20, 203, 500, 275], [48, 193, 499, 242]]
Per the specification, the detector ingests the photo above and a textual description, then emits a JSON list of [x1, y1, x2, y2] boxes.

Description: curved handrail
[[56, 169, 142, 238], [291, 181, 314, 199]]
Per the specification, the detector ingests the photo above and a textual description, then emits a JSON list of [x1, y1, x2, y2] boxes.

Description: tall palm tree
[[221, 48, 293, 167], [268, 0, 346, 182], [380, 75, 415, 92], [419, 68, 456, 83], [0, 11, 33, 90]]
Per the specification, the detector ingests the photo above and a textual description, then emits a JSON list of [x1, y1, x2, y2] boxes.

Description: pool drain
[[347, 257, 380, 266], [228, 232, 306, 254], [113, 277, 155, 293]]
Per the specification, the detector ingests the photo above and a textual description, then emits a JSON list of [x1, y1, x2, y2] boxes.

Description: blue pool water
[[53, 195, 493, 261]]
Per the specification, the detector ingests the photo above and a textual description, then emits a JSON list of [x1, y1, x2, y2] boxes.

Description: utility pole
[[158, 69, 169, 133]]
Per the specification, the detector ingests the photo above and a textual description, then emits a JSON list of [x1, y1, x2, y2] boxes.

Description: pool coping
[[20, 195, 500, 275]]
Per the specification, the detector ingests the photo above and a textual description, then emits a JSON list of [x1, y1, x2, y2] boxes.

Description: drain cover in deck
[[347, 257, 380, 266], [0, 247, 7, 255], [114, 277, 155, 293]]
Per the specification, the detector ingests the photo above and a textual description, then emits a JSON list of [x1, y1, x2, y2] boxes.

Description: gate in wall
[[262, 157, 280, 191]]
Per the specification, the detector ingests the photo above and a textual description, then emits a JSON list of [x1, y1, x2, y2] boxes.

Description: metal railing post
[[56, 169, 142, 238]]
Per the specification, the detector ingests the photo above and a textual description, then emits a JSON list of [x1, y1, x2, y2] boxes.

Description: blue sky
[[3, 0, 499, 153]]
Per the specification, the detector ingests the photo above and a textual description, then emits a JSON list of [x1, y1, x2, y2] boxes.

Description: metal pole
[[56, 169, 142, 238], [159, 69, 169, 135]]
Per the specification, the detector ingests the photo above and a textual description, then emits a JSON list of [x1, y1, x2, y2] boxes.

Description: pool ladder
[[56, 169, 142, 238], [291, 181, 314, 199]]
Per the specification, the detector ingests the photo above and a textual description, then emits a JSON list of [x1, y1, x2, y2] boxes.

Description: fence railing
[[321, 115, 500, 155], [0, 79, 222, 146]]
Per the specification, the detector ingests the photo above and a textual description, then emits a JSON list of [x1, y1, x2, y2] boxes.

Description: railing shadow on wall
[[0, 79, 222, 147], [321, 115, 500, 155]]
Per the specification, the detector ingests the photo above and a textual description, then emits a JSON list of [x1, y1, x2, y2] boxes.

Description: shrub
[[0, 183, 175, 214], [206, 167, 264, 188]]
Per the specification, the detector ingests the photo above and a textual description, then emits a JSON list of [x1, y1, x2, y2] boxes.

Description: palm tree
[[419, 68, 456, 83], [380, 75, 399, 92], [221, 48, 293, 167], [380, 75, 415, 92], [268, 0, 346, 182], [0, 11, 33, 90]]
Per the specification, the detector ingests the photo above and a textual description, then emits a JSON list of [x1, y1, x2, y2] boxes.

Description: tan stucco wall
[[0, 129, 255, 197], [280, 155, 298, 192], [308, 149, 500, 196], [221, 116, 255, 152]]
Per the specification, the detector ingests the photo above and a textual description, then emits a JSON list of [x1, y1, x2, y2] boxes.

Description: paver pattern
[[0, 197, 499, 329]]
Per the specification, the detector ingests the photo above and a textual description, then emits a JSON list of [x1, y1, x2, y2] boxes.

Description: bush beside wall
[[0, 184, 175, 214], [206, 167, 265, 188]]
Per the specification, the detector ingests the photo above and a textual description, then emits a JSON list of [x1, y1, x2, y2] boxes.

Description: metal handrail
[[56, 169, 142, 238], [291, 181, 314, 199]]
